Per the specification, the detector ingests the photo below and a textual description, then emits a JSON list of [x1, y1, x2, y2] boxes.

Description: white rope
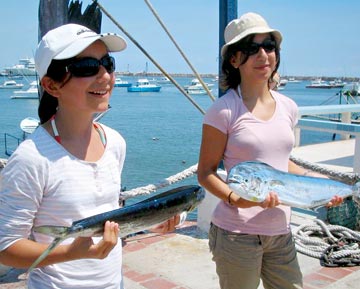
[[121, 164, 198, 200], [293, 219, 360, 259]]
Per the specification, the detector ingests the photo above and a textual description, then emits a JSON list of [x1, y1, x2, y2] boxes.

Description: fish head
[[227, 173, 267, 202]]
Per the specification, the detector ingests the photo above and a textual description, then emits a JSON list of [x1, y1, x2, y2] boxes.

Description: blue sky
[[1, 0, 359, 77]]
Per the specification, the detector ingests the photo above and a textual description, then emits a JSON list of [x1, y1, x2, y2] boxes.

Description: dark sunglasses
[[238, 40, 276, 56], [66, 55, 116, 77]]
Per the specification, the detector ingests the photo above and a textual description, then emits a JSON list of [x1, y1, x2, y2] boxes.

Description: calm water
[[0, 76, 349, 196]]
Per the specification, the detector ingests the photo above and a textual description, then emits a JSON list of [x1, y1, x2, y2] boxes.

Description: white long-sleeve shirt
[[0, 123, 126, 289]]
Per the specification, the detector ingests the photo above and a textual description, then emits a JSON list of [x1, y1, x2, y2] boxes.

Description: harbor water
[[0, 76, 351, 202]]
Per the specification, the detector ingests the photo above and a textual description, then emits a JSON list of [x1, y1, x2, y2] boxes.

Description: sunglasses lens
[[262, 41, 276, 52], [68, 56, 116, 77], [247, 43, 260, 55], [102, 56, 115, 74], [240, 40, 276, 56]]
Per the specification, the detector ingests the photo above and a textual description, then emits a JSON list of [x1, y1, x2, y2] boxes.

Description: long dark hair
[[38, 58, 74, 124], [219, 33, 281, 92]]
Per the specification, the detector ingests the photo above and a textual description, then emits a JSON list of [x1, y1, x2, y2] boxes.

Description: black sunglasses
[[66, 55, 116, 77], [238, 40, 276, 56]]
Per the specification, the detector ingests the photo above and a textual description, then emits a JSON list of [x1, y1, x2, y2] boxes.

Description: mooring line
[[144, 0, 215, 102], [93, 0, 206, 115]]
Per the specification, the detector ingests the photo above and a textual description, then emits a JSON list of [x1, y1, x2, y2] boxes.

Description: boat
[[306, 78, 331, 89], [184, 78, 213, 95], [114, 77, 132, 87], [127, 78, 161, 92], [279, 78, 288, 87], [156, 76, 171, 85], [328, 79, 346, 88], [287, 77, 301, 83], [4, 58, 36, 76], [0, 80, 24, 89], [20, 117, 39, 134], [306, 78, 346, 89], [343, 82, 360, 96], [10, 80, 39, 99]]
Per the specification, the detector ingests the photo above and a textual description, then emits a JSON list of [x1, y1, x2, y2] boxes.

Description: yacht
[[0, 80, 24, 89], [4, 58, 36, 76], [127, 78, 161, 92]]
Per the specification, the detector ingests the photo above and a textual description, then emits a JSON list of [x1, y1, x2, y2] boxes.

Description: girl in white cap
[[197, 12, 342, 289], [0, 23, 178, 289]]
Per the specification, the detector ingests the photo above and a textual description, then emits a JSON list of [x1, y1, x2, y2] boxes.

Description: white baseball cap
[[221, 12, 282, 57], [35, 23, 127, 79]]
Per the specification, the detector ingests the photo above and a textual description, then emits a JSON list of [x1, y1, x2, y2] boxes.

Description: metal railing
[[295, 104, 360, 173]]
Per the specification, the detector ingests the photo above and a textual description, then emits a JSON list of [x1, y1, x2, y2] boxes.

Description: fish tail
[[28, 237, 63, 272], [352, 182, 360, 205], [28, 225, 70, 272]]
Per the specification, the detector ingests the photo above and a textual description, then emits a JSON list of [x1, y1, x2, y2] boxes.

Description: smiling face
[[56, 40, 115, 116], [232, 33, 277, 85]]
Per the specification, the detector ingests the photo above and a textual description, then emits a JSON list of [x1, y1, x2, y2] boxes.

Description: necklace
[[50, 115, 107, 147]]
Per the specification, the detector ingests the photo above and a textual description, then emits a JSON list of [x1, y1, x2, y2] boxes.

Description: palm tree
[[38, 0, 102, 39]]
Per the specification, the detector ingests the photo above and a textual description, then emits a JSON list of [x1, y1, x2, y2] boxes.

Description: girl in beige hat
[[197, 12, 342, 289]]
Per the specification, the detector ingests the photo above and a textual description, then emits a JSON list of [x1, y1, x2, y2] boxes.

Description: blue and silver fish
[[29, 185, 204, 271], [227, 161, 360, 209]]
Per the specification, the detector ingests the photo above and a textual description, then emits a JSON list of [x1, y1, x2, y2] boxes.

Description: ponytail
[[38, 91, 58, 124], [37, 58, 74, 124]]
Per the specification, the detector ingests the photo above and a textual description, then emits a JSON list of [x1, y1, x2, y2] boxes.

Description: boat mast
[[218, 0, 237, 97]]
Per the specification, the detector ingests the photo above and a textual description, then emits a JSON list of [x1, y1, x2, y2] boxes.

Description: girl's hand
[[66, 221, 119, 260], [260, 192, 280, 208], [149, 215, 181, 234], [326, 195, 344, 207]]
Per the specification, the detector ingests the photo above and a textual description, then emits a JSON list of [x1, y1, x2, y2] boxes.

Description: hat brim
[[221, 28, 282, 57], [54, 34, 127, 60]]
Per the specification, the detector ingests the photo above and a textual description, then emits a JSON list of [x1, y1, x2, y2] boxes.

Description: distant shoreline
[[115, 72, 360, 83]]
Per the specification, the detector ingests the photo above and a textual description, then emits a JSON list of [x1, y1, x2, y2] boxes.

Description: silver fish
[[227, 161, 360, 209], [29, 185, 204, 271]]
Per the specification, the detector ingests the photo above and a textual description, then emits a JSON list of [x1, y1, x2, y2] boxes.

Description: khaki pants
[[209, 224, 303, 289]]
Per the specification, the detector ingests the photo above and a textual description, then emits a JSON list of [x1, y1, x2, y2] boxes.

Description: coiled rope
[[293, 219, 360, 266]]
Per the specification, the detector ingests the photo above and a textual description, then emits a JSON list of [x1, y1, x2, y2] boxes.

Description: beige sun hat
[[221, 12, 282, 57]]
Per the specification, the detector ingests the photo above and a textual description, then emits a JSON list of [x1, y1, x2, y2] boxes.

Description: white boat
[[184, 78, 213, 95], [328, 79, 346, 88], [114, 77, 131, 87], [343, 82, 360, 96], [279, 78, 288, 87], [127, 78, 161, 92], [156, 76, 171, 85], [4, 58, 36, 76], [11, 80, 39, 99], [306, 78, 331, 89], [287, 77, 301, 83], [0, 80, 24, 89], [20, 117, 39, 134]]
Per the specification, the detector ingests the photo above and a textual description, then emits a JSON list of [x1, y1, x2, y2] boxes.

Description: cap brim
[[54, 34, 127, 60]]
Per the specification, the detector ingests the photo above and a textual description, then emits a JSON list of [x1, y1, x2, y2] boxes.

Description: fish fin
[[269, 180, 285, 187], [177, 212, 187, 227], [28, 237, 63, 272]]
